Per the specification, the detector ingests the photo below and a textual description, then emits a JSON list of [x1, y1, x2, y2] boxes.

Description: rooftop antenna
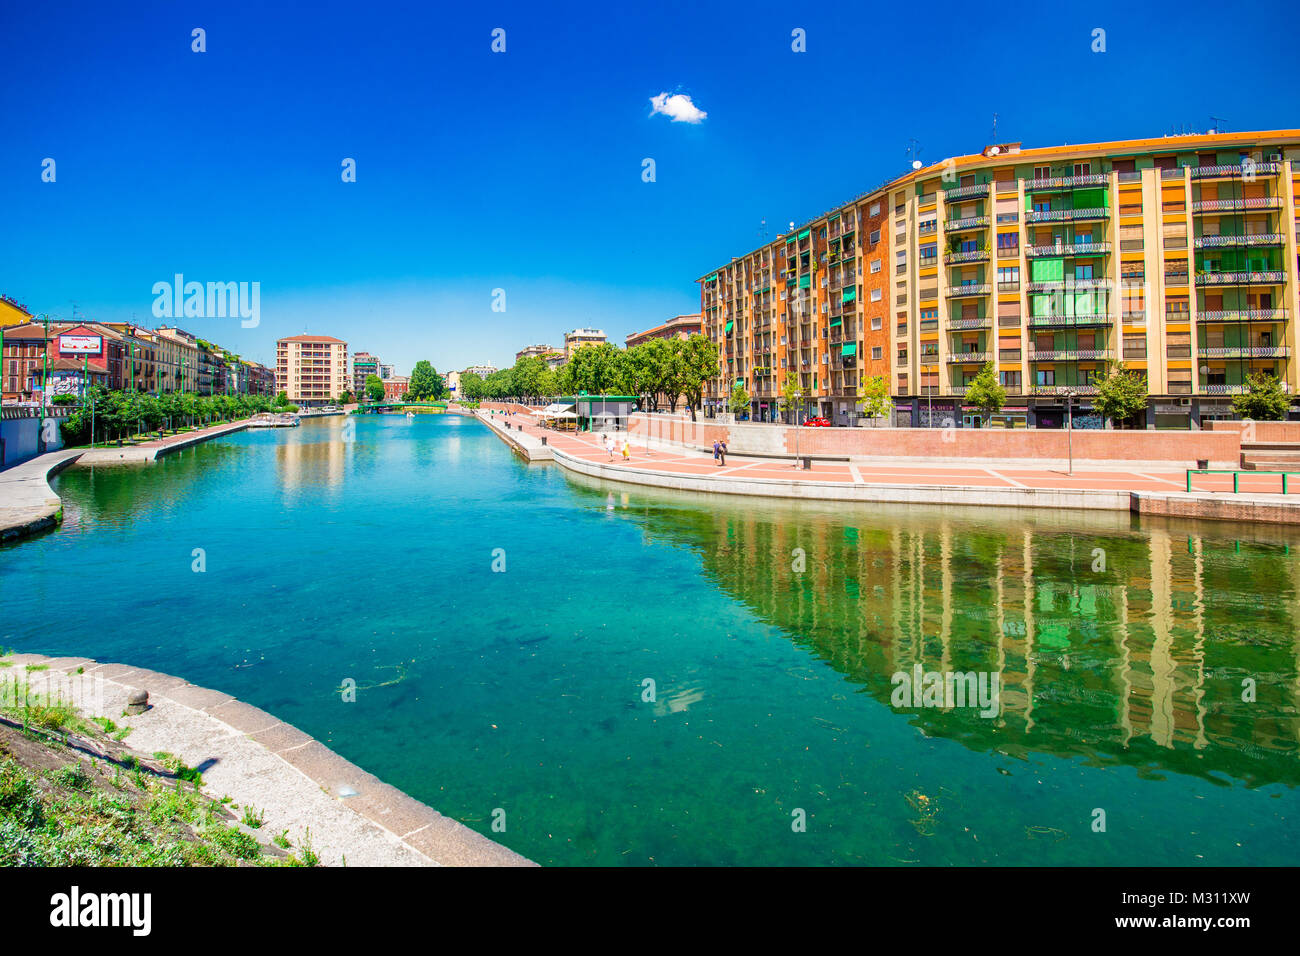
[[1210, 115, 1227, 134], [757, 218, 768, 242], [990, 112, 999, 143], [906, 138, 923, 169]]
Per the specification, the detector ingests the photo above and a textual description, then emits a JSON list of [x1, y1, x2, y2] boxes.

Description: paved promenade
[[474, 408, 1300, 523]]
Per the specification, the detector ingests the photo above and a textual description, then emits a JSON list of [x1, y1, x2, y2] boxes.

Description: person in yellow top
[[621, 438, 631, 461]]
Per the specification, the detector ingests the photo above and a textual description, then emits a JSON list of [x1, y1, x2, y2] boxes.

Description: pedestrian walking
[[712, 439, 721, 466], [622, 438, 630, 462], [604, 434, 615, 460], [719, 440, 728, 466]]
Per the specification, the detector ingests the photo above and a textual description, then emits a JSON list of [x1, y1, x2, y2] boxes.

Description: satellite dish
[[789, 221, 795, 230], [911, 160, 922, 170], [989, 146, 1000, 155]]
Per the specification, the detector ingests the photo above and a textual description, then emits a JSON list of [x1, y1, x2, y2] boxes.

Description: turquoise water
[[2, 414, 1298, 865]]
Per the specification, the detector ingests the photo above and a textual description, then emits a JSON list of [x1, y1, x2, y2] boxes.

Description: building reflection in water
[[563, 472, 1300, 788]]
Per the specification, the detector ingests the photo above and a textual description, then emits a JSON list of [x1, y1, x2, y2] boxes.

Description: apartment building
[[699, 130, 1300, 427], [464, 364, 498, 377], [516, 344, 561, 364], [149, 326, 202, 394], [276, 335, 350, 405], [353, 351, 380, 395], [563, 328, 607, 359], [625, 314, 703, 348]]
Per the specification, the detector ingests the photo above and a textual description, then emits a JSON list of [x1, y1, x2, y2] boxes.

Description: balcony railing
[[1028, 314, 1114, 327], [1025, 240, 1111, 257], [948, 316, 990, 330], [1194, 233, 1283, 249], [1200, 384, 1248, 395], [947, 351, 991, 364], [1190, 162, 1281, 179], [1025, 207, 1110, 223], [1197, 346, 1290, 358], [943, 249, 989, 264], [1024, 173, 1109, 192], [1030, 385, 1100, 396], [1160, 167, 1186, 179], [1025, 278, 1113, 293], [1198, 308, 1288, 323], [945, 183, 990, 201], [1192, 197, 1283, 213], [943, 216, 990, 232], [1195, 270, 1286, 286], [1028, 349, 1112, 362], [945, 283, 991, 297]]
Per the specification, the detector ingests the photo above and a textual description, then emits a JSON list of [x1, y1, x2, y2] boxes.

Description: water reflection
[[563, 472, 1300, 788]]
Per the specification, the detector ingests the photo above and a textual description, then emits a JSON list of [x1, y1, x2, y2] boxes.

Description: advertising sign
[[59, 334, 102, 354]]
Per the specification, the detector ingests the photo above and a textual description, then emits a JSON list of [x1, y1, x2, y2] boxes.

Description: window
[[870, 289, 882, 302], [1073, 162, 1091, 177], [871, 316, 882, 330], [1034, 165, 1051, 180], [870, 229, 881, 245], [869, 202, 880, 217], [871, 259, 881, 274], [1036, 369, 1055, 386], [997, 266, 1020, 289], [1000, 370, 1021, 387], [997, 233, 1019, 256], [1074, 264, 1094, 280], [871, 347, 882, 360]]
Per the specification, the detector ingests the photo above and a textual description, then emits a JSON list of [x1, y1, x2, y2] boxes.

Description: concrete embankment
[[475, 409, 553, 461], [0, 421, 251, 545], [1, 653, 533, 867]]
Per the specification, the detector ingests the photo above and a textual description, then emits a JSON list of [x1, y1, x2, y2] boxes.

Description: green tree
[[364, 374, 385, 402], [1232, 371, 1290, 422], [1093, 361, 1150, 428], [965, 362, 1006, 425], [565, 343, 629, 395], [512, 357, 547, 399], [727, 381, 751, 419], [778, 371, 804, 425], [459, 371, 485, 401], [408, 361, 441, 400], [677, 334, 719, 421], [856, 374, 892, 424]]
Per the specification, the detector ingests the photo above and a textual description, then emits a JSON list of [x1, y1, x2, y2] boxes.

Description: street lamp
[[1065, 387, 1076, 476], [36, 313, 49, 449]]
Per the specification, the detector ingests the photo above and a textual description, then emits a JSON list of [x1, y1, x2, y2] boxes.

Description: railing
[[1028, 349, 1112, 361], [947, 351, 991, 364], [1196, 271, 1286, 285], [1024, 173, 1109, 191], [1192, 197, 1283, 212], [1117, 171, 1142, 183], [948, 316, 990, 330], [1197, 345, 1290, 358], [944, 249, 989, 264], [945, 183, 990, 201], [946, 283, 991, 297], [1190, 162, 1281, 179], [1026, 278, 1112, 293], [1030, 385, 1100, 396], [1160, 167, 1186, 179], [1199, 308, 1288, 322], [1200, 384, 1248, 395], [1194, 233, 1283, 249], [1028, 314, 1114, 327], [943, 216, 990, 231], [1025, 207, 1110, 223], [1025, 240, 1111, 257]]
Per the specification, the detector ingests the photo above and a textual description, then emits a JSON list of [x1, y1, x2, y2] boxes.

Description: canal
[[3, 413, 1298, 865]]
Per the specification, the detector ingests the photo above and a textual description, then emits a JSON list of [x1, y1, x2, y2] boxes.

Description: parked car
[[803, 416, 832, 427]]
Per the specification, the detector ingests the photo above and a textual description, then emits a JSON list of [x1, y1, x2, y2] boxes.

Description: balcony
[[1195, 270, 1286, 286], [947, 351, 991, 364], [1160, 167, 1186, 180], [948, 316, 990, 330], [1194, 233, 1283, 249], [1030, 385, 1100, 396], [1025, 207, 1110, 223], [1190, 162, 1281, 179], [1028, 349, 1113, 362], [1025, 278, 1112, 293], [1198, 308, 1288, 323], [944, 249, 990, 265], [1192, 197, 1284, 213], [943, 215, 990, 232], [1024, 173, 1109, 192], [1200, 384, 1248, 395], [1025, 240, 1111, 257], [1028, 314, 1114, 328], [945, 183, 990, 201], [946, 283, 991, 298], [1197, 345, 1290, 359]]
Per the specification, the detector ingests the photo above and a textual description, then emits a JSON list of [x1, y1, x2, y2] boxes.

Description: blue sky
[[2, 0, 1297, 374]]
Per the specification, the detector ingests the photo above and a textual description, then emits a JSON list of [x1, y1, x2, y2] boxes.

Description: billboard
[[59, 334, 102, 354]]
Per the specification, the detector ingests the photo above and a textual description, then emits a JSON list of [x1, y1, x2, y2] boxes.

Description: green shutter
[[724, 321, 734, 333], [842, 288, 856, 303], [799, 275, 811, 288], [841, 343, 857, 356], [798, 228, 811, 240], [1074, 291, 1096, 316], [1032, 258, 1064, 282], [705, 273, 717, 282], [1031, 294, 1055, 317], [1073, 187, 1107, 209], [830, 317, 842, 327]]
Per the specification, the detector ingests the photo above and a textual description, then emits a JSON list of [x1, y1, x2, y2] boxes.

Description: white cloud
[[649, 92, 707, 124]]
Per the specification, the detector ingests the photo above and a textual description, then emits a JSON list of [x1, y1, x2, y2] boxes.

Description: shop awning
[[841, 343, 857, 356]]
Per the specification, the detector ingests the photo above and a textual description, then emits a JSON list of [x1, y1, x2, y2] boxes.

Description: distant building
[[564, 327, 606, 358], [0, 295, 34, 329], [445, 370, 460, 396], [378, 363, 395, 380], [353, 351, 380, 396], [383, 375, 409, 401], [276, 335, 350, 406], [625, 313, 703, 348], [464, 364, 497, 377], [516, 344, 559, 363]]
